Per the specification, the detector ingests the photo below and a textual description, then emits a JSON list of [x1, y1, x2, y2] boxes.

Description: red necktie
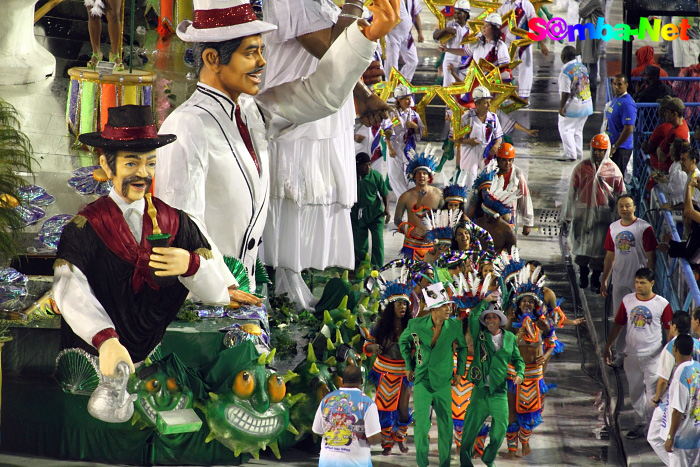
[[234, 105, 260, 175]]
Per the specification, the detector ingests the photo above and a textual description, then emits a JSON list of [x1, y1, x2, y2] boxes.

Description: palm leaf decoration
[[0, 99, 35, 259], [223, 255, 251, 293], [255, 257, 270, 285]]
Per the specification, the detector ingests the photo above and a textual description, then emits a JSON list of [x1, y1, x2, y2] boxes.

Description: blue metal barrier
[[644, 189, 700, 311]]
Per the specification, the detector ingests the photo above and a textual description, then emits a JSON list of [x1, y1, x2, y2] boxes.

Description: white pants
[[385, 31, 418, 82], [516, 45, 533, 99], [612, 283, 634, 356], [388, 152, 412, 199], [442, 55, 462, 87], [647, 405, 670, 466], [624, 352, 660, 425], [558, 114, 588, 160], [670, 448, 700, 467]]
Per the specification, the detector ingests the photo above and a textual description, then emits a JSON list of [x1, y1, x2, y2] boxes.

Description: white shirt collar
[[196, 82, 237, 120], [109, 188, 145, 241]]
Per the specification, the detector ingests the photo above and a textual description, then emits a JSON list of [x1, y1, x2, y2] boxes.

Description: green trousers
[[414, 380, 452, 467], [351, 211, 384, 269], [460, 386, 508, 467]]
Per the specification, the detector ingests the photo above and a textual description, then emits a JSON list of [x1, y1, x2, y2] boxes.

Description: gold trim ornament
[[530, 0, 553, 15], [423, 0, 460, 43], [435, 60, 516, 140], [374, 67, 439, 138]]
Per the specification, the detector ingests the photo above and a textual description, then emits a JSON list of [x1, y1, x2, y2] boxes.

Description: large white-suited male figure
[[156, 0, 399, 290]]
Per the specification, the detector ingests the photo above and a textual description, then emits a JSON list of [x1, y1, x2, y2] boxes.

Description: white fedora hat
[[177, 0, 277, 43], [479, 304, 508, 327]]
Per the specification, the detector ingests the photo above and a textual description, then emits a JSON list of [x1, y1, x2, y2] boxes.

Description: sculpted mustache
[[247, 66, 264, 74], [121, 175, 152, 197]]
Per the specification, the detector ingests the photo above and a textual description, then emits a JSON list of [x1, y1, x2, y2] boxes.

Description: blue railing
[[604, 76, 700, 310]]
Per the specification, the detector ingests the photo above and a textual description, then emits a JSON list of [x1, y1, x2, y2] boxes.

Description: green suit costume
[[399, 314, 467, 467], [460, 300, 525, 467], [351, 168, 388, 268]]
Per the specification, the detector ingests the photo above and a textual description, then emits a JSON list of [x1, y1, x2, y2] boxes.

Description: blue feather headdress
[[423, 209, 462, 245], [443, 183, 468, 204], [450, 272, 496, 316], [472, 159, 498, 193], [378, 259, 414, 304], [513, 264, 546, 308], [406, 145, 439, 182]]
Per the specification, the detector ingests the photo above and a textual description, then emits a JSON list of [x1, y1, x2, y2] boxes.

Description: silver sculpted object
[[87, 361, 137, 423]]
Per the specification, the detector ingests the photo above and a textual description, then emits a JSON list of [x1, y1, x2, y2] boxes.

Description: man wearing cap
[[563, 134, 625, 291], [399, 281, 468, 467], [433, 0, 471, 87], [385, 84, 425, 199], [655, 97, 690, 168], [557, 45, 593, 162], [494, 143, 533, 235], [156, 0, 400, 291], [394, 151, 442, 261], [460, 297, 524, 467], [352, 152, 390, 269], [455, 86, 503, 190], [53, 105, 235, 378]]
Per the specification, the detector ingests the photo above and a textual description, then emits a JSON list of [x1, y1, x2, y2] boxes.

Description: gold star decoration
[[530, 0, 553, 15], [373, 67, 439, 137], [435, 60, 516, 139], [423, 0, 459, 43], [469, 0, 502, 21], [464, 10, 532, 53]]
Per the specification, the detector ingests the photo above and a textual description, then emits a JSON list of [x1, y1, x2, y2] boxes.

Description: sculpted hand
[[150, 247, 191, 276], [513, 375, 523, 385], [357, 93, 391, 127], [362, 60, 385, 85], [229, 286, 263, 307], [362, 0, 400, 41], [98, 338, 134, 378]]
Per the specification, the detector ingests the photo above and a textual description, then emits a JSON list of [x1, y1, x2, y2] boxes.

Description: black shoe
[[579, 266, 589, 289], [591, 271, 602, 291]]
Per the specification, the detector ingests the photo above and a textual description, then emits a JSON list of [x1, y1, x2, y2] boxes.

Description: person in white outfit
[[498, 0, 548, 104], [604, 267, 672, 440], [433, 0, 471, 87], [462, 13, 511, 82], [558, 46, 593, 161], [455, 86, 503, 190], [384, 0, 423, 82], [155, 0, 400, 294], [384, 85, 425, 199]]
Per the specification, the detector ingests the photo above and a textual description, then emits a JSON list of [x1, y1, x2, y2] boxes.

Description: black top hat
[[79, 105, 176, 151]]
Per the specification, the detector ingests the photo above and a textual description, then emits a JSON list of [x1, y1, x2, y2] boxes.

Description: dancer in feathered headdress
[[503, 265, 555, 460], [452, 220, 496, 256], [443, 183, 470, 218], [473, 171, 520, 253], [396, 146, 444, 261], [363, 259, 415, 455], [422, 208, 462, 265]]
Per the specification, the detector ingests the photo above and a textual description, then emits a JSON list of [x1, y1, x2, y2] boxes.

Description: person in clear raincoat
[[563, 134, 626, 291]]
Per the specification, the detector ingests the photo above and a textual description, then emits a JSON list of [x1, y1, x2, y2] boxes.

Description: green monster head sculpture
[[200, 351, 296, 459], [128, 362, 193, 428]]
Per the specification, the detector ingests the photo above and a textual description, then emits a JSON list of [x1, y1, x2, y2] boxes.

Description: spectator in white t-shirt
[[647, 311, 700, 465], [663, 334, 700, 466], [313, 365, 382, 467], [601, 194, 657, 366], [604, 267, 673, 440]]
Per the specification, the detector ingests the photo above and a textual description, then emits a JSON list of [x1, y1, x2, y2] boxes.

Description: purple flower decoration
[[17, 185, 55, 206], [68, 166, 112, 196], [39, 214, 74, 250]]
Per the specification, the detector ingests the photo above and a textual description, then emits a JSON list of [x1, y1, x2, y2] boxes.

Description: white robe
[[259, 0, 356, 277], [457, 109, 503, 190], [156, 24, 378, 289], [386, 108, 424, 199]]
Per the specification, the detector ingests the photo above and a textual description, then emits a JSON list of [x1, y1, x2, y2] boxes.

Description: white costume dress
[[441, 20, 470, 87], [258, 0, 357, 308], [156, 24, 378, 291], [384, 0, 421, 82], [386, 107, 424, 199], [456, 109, 502, 190], [498, 0, 536, 99]]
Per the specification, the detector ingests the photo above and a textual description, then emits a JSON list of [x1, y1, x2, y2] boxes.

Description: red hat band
[[193, 4, 258, 30]]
